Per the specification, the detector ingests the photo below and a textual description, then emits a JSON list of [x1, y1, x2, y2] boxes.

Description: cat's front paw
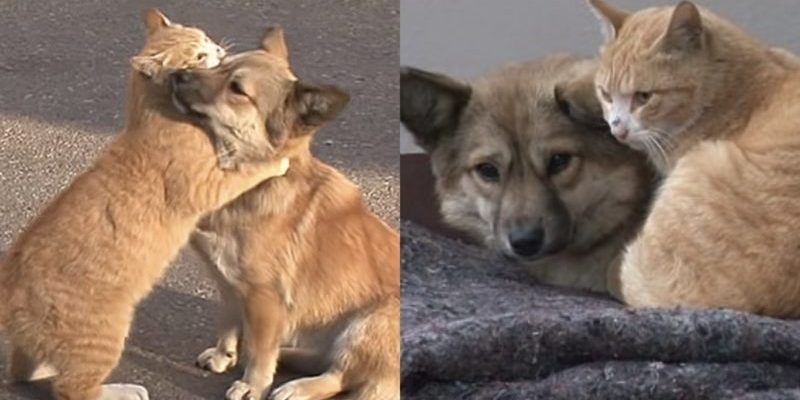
[[100, 383, 149, 400], [196, 347, 237, 374], [277, 158, 290, 175], [226, 380, 257, 400]]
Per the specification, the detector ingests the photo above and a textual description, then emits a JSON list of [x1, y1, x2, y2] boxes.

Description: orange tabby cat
[[589, 0, 800, 314], [0, 10, 288, 400]]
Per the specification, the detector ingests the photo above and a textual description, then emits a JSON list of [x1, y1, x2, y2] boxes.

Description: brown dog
[[401, 56, 655, 294], [170, 29, 400, 400]]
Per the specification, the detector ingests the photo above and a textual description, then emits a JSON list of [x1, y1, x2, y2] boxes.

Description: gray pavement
[[0, 0, 398, 398]]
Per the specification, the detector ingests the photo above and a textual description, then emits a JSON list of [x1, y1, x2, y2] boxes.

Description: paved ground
[[0, 0, 398, 398]]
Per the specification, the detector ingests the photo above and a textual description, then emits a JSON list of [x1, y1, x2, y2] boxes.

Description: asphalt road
[[0, 0, 398, 398]]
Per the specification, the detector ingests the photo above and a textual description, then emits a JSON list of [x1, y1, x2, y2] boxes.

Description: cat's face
[[595, 41, 706, 153], [131, 9, 226, 82], [590, 0, 712, 167]]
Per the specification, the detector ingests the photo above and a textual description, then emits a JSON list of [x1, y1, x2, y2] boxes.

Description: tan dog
[[171, 29, 400, 400], [401, 56, 655, 294], [0, 11, 287, 400]]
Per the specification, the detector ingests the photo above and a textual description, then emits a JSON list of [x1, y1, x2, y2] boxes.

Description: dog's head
[[169, 27, 350, 163], [401, 55, 653, 262]]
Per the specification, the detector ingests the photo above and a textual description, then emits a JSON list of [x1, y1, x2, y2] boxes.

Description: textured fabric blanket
[[401, 221, 800, 400]]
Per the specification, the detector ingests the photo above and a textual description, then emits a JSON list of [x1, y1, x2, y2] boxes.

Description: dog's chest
[[192, 228, 243, 285]]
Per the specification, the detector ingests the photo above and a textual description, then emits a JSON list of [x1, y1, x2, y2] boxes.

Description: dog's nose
[[171, 70, 192, 85], [508, 226, 545, 258]]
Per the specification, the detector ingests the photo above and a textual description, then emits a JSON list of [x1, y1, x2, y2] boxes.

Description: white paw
[[196, 346, 237, 374], [278, 158, 290, 175], [100, 383, 149, 400], [269, 381, 311, 400], [226, 380, 256, 400]]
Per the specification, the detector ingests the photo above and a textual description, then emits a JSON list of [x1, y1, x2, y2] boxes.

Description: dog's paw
[[196, 347, 237, 374], [100, 383, 149, 400], [226, 380, 257, 400], [270, 379, 319, 400]]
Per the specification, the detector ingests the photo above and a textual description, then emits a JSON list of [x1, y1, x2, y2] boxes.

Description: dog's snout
[[171, 70, 193, 85], [508, 226, 545, 258]]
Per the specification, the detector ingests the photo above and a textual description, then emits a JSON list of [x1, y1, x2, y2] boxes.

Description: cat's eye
[[547, 153, 572, 176], [474, 162, 500, 183], [229, 81, 247, 96], [633, 91, 652, 107], [196, 53, 207, 61], [598, 87, 612, 103]]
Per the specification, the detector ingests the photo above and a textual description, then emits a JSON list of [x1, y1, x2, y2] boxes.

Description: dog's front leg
[[192, 230, 245, 373], [226, 291, 287, 400]]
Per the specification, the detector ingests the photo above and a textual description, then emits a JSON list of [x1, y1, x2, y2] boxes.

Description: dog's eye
[[229, 81, 246, 96], [474, 162, 500, 183], [547, 154, 572, 176], [196, 53, 207, 61]]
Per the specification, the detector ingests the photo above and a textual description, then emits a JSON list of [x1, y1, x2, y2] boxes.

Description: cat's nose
[[611, 126, 630, 141], [611, 117, 622, 127]]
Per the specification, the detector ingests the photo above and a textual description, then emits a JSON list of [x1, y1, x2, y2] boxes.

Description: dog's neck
[[219, 134, 360, 220]]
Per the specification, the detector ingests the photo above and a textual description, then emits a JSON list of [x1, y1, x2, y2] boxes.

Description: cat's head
[[131, 9, 226, 83], [589, 0, 716, 160]]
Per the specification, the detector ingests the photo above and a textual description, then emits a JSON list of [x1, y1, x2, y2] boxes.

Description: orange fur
[[590, 0, 800, 315], [172, 29, 399, 400], [0, 11, 287, 400]]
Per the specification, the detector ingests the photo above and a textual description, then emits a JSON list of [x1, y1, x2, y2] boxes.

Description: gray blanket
[[401, 221, 800, 400]]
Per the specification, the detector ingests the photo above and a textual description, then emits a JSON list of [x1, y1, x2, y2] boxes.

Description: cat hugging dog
[[0, 9, 289, 400], [0, 8, 399, 400]]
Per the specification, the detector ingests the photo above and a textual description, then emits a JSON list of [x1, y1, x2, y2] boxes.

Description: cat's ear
[[660, 1, 704, 53], [143, 9, 172, 35], [554, 69, 608, 130], [261, 26, 289, 61], [400, 67, 472, 152], [130, 54, 163, 79], [587, 0, 629, 40]]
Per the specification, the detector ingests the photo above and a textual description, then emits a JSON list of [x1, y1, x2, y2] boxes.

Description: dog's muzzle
[[170, 72, 207, 119]]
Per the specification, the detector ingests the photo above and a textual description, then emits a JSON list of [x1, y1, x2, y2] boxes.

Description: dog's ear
[[267, 81, 350, 146], [400, 66, 471, 153], [261, 26, 289, 61], [143, 9, 172, 36], [290, 81, 350, 128], [553, 69, 608, 130]]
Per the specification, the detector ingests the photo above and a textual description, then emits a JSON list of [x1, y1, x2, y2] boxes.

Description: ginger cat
[[589, 0, 800, 315], [0, 10, 288, 400]]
